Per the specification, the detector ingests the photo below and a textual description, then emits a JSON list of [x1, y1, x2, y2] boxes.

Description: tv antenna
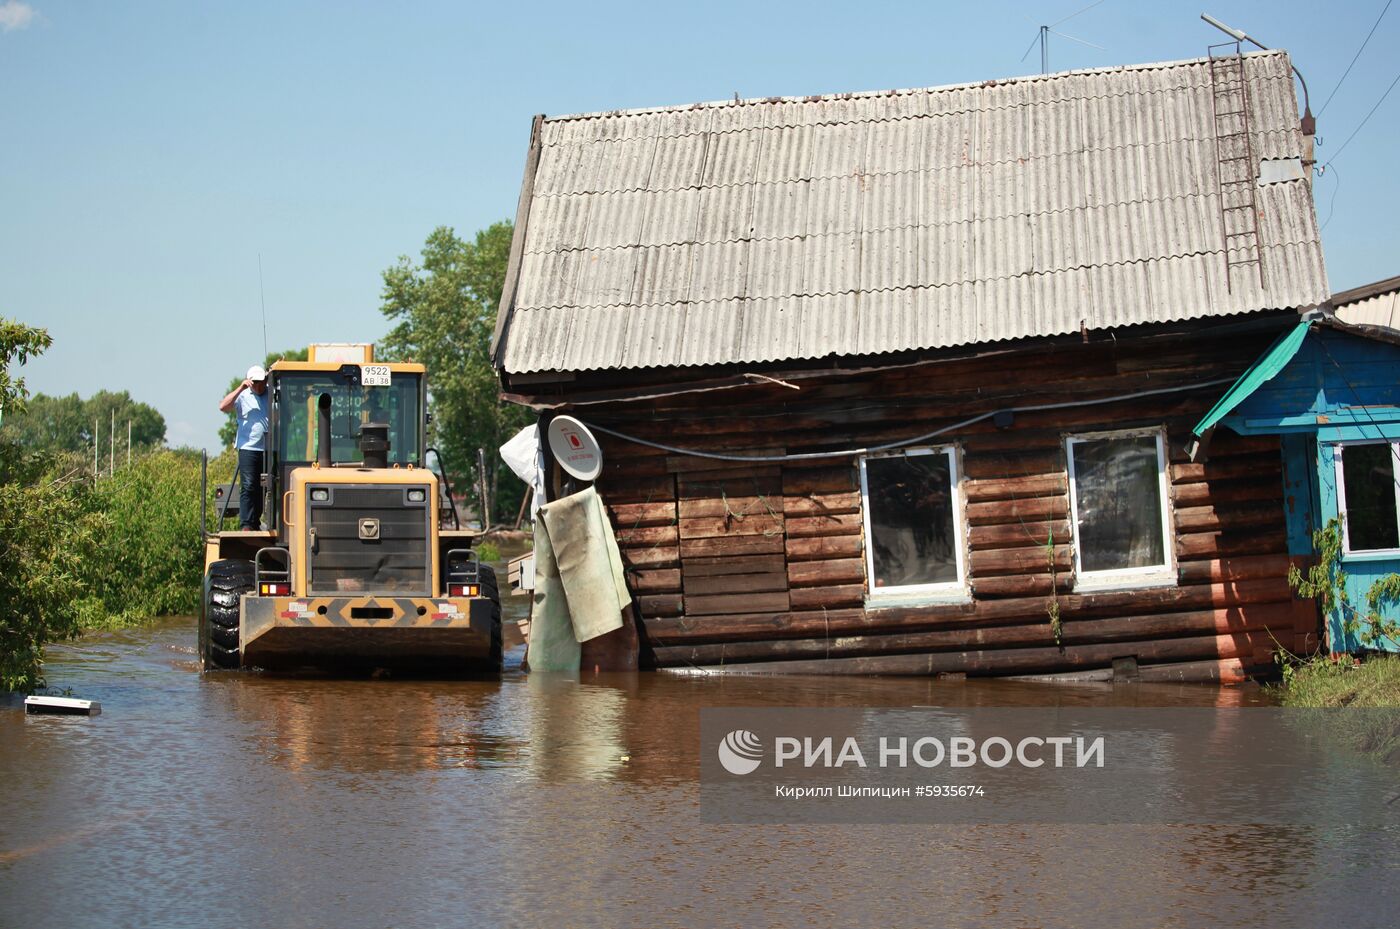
[[1021, 0, 1108, 74]]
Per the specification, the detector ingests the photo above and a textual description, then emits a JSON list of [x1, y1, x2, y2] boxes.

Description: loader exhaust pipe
[[317, 393, 333, 468]]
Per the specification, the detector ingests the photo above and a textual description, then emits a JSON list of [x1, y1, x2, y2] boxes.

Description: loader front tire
[[203, 559, 253, 670]]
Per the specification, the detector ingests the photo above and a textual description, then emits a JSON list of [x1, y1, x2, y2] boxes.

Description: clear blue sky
[[3, 0, 1397, 449]]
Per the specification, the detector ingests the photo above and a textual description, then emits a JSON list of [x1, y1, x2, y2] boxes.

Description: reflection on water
[[2, 616, 1397, 929]]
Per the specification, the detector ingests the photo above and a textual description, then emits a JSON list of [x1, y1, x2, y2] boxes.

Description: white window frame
[[1065, 428, 1176, 592], [1332, 440, 1400, 557], [858, 445, 968, 602]]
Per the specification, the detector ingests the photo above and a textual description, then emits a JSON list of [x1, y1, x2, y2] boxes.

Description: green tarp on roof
[[1192, 320, 1312, 440]]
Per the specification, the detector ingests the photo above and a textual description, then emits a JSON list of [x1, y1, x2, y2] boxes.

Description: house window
[[1334, 442, 1400, 553], [858, 447, 966, 598], [1065, 430, 1175, 589]]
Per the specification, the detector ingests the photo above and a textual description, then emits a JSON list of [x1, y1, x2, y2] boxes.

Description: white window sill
[[1340, 549, 1400, 564], [1072, 571, 1177, 594], [865, 590, 972, 611]]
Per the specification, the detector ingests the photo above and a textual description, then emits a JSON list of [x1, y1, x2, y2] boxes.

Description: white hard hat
[[247, 364, 267, 381]]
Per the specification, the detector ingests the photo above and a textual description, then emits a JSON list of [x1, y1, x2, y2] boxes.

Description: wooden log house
[[491, 51, 1331, 681]]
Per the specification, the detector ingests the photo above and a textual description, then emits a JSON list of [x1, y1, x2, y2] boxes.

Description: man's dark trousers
[[238, 448, 264, 530]]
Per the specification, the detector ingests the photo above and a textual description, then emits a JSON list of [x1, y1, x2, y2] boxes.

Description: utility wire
[[258, 253, 269, 358], [1322, 66, 1400, 167], [583, 376, 1237, 463], [1318, 0, 1393, 116], [1051, 0, 1106, 29], [1320, 164, 1342, 231]]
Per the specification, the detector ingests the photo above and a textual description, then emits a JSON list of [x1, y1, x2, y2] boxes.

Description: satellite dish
[[547, 415, 603, 482]]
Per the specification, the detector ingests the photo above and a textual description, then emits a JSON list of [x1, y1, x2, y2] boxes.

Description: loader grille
[[307, 485, 431, 595]]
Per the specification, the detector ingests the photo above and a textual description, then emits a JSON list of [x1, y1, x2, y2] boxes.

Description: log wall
[[585, 325, 1320, 679]]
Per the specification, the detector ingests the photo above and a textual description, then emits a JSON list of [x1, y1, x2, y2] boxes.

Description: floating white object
[[24, 696, 101, 716]]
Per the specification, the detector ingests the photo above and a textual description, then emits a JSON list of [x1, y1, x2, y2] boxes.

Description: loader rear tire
[[479, 564, 503, 672], [203, 559, 253, 670]]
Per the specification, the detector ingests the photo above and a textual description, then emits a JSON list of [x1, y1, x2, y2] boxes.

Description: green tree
[[1, 390, 166, 455], [0, 319, 98, 691], [218, 347, 309, 448], [380, 223, 529, 525], [0, 318, 51, 422]]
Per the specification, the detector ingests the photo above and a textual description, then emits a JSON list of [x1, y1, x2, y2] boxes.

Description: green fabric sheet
[[527, 486, 630, 671]]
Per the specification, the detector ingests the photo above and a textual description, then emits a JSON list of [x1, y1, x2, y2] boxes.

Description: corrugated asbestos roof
[[496, 51, 1329, 375], [1334, 274, 1400, 330]]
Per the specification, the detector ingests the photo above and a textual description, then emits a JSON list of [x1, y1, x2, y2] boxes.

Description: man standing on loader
[[218, 364, 269, 530]]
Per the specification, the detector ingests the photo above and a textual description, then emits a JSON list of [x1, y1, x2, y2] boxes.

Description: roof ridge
[[540, 50, 1290, 126]]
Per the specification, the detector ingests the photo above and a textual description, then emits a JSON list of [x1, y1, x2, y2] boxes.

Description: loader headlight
[[407, 489, 426, 503], [310, 488, 330, 502]]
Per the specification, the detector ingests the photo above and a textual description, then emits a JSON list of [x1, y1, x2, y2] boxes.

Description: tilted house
[[492, 49, 1330, 681]]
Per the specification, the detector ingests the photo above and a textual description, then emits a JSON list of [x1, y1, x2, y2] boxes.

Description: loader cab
[[264, 359, 427, 537]]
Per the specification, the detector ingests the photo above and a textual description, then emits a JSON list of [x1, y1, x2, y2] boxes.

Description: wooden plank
[[651, 604, 1300, 665], [787, 558, 865, 588], [678, 496, 782, 519], [637, 594, 684, 617], [971, 573, 1073, 599], [678, 473, 783, 498], [968, 520, 1072, 551], [609, 500, 677, 528], [670, 629, 1282, 675], [781, 491, 862, 517], [969, 545, 1073, 577], [684, 572, 789, 596], [1171, 456, 1281, 484], [680, 534, 786, 559], [628, 568, 682, 593], [965, 495, 1068, 525], [960, 449, 1065, 480], [682, 554, 788, 577], [1171, 478, 1282, 508], [594, 472, 676, 504], [964, 473, 1068, 503], [1174, 502, 1284, 534], [619, 545, 680, 569], [677, 514, 785, 539], [789, 584, 864, 609], [786, 535, 865, 561], [1176, 554, 1293, 584], [668, 454, 784, 476], [686, 590, 791, 616], [786, 513, 864, 538], [614, 524, 679, 547], [1177, 528, 1287, 559], [782, 466, 858, 494]]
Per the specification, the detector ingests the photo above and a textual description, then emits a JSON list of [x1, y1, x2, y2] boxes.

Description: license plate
[[361, 364, 391, 387]]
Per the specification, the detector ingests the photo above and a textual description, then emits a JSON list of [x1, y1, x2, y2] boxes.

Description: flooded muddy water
[[2, 612, 1397, 928]]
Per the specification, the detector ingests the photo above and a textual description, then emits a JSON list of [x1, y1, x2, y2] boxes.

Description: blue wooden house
[[1193, 276, 1400, 653]]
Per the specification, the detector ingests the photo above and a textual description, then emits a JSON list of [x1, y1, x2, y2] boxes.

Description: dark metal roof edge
[[490, 114, 545, 370], [1328, 273, 1400, 310], [1316, 315, 1400, 348]]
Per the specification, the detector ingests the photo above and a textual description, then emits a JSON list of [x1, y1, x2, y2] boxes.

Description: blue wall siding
[[1224, 328, 1400, 653]]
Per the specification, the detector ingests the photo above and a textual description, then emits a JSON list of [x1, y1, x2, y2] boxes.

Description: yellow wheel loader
[[200, 343, 501, 673]]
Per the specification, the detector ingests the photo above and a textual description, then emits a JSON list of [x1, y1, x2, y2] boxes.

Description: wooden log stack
[[587, 326, 1319, 681]]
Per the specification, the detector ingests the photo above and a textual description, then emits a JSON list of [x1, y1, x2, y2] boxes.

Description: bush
[[0, 452, 101, 692], [80, 448, 213, 625]]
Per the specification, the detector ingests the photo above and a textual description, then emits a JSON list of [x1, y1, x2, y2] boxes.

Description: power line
[[1318, 0, 1393, 116], [1320, 164, 1342, 231], [1323, 66, 1400, 167], [1051, 0, 1106, 29]]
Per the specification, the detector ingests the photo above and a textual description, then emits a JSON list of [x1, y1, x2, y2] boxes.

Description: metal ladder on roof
[[1208, 43, 1266, 293]]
